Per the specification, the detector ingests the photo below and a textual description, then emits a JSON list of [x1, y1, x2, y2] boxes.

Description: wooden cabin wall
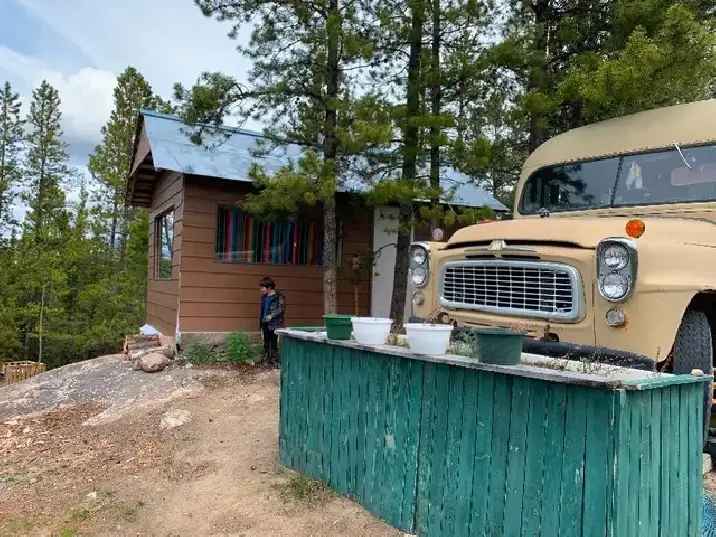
[[146, 171, 184, 336], [178, 176, 372, 334]]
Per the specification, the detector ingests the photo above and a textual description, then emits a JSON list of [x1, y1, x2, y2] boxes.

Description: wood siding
[[279, 335, 706, 537], [179, 176, 372, 333], [146, 172, 184, 336]]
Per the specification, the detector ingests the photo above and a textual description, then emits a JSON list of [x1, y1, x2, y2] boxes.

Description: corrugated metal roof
[[140, 110, 508, 211]]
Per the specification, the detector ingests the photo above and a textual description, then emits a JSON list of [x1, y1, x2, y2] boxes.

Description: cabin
[[127, 110, 507, 344]]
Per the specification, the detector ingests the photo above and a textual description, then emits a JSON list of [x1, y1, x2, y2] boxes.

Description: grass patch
[[57, 529, 78, 537], [112, 500, 145, 523], [275, 473, 333, 507], [68, 507, 92, 523]]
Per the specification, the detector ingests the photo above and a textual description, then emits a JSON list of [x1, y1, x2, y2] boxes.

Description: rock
[[3, 419, 18, 426], [86, 491, 98, 500], [705, 454, 713, 476], [137, 353, 170, 373], [160, 409, 192, 430]]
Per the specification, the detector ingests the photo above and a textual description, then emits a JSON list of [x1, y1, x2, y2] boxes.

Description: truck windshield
[[520, 144, 716, 213]]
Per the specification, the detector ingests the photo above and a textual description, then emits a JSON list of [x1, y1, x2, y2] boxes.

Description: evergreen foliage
[[2, 1, 715, 366], [0, 82, 23, 236], [0, 72, 159, 369]]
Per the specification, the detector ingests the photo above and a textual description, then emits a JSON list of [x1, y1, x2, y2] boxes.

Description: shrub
[[182, 340, 220, 364], [224, 332, 261, 364], [182, 333, 261, 365]]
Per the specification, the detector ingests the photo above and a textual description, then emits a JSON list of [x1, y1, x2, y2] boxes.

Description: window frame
[[154, 208, 175, 280], [215, 204, 327, 267]]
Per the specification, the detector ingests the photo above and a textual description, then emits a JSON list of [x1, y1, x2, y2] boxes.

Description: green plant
[[275, 473, 332, 507], [182, 340, 220, 364], [224, 332, 261, 364]]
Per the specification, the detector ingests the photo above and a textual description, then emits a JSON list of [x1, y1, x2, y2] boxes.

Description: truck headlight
[[412, 247, 427, 266], [597, 238, 637, 302], [411, 266, 428, 286], [409, 243, 430, 288]]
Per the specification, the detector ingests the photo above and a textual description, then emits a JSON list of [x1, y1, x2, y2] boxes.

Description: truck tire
[[671, 308, 713, 445]]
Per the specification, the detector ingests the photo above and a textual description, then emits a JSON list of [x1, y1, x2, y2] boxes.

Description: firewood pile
[[124, 334, 174, 373], [124, 335, 168, 360]]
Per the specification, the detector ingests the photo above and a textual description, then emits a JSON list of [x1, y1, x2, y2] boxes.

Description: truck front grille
[[440, 260, 582, 321]]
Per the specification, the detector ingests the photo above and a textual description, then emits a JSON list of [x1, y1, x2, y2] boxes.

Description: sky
[[0, 0, 253, 171]]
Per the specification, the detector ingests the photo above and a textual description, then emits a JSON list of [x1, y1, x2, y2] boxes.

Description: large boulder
[[136, 352, 170, 373]]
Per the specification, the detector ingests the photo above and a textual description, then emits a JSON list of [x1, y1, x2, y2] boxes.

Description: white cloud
[[36, 67, 116, 148], [0, 46, 116, 163]]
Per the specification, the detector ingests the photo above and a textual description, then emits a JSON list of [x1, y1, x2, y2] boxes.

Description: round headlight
[[411, 266, 428, 286], [411, 247, 427, 266], [603, 244, 629, 270], [601, 272, 629, 300]]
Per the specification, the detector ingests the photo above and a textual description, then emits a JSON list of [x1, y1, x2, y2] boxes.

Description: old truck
[[409, 99, 716, 446]]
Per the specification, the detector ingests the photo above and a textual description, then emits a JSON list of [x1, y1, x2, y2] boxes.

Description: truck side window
[[520, 158, 618, 213]]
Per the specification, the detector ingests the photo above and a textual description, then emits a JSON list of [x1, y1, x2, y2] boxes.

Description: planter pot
[[351, 317, 393, 345], [323, 314, 353, 340], [469, 327, 524, 365], [404, 323, 454, 355]]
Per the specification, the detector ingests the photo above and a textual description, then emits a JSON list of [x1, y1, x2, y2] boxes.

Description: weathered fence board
[[278, 330, 707, 537]]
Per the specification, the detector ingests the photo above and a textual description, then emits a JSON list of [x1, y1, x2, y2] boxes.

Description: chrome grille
[[440, 260, 581, 321]]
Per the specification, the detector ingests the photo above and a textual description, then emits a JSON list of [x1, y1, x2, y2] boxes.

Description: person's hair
[[259, 276, 276, 289]]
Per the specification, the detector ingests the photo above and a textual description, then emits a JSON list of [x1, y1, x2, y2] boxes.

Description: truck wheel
[[671, 309, 713, 446]]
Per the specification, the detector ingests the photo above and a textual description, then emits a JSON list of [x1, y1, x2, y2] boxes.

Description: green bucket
[[323, 314, 353, 340], [469, 327, 524, 365]]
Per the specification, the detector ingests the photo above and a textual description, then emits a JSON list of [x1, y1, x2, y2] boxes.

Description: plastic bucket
[[323, 314, 353, 340], [404, 323, 454, 355], [351, 317, 393, 345], [469, 327, 524, 365]]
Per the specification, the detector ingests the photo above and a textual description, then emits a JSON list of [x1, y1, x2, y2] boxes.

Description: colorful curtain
[[216, 207, 323, 265]]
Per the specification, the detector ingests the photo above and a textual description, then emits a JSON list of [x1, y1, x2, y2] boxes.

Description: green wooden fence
[[278, 330, 708, 537]]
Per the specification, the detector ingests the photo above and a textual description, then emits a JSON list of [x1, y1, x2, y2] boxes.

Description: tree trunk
[[429, 0, 441, 231], [109, 189, 119, 250], [527, 1, 550, 152], [322, 0, 340, 315], [390, 0, 425, 325]]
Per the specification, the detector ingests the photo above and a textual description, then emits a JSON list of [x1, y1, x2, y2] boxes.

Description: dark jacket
[[260, 292, 285, 330]]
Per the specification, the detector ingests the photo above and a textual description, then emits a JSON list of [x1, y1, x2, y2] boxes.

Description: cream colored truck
[[409, 99, 716, 441]]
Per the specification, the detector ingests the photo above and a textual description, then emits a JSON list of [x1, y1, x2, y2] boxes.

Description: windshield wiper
[[673, 142, 693, 169]]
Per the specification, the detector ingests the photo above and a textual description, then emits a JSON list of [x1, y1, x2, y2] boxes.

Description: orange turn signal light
[[626, 219, 645, 238]]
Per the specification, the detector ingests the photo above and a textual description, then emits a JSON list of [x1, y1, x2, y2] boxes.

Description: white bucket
[[404, 323, 454, 355], [351, 317, 393, 345]]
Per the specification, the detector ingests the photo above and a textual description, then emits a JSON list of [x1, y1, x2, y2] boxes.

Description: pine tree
[[0, 81, 23, 236], [177, 0, 382, 314], [23, 80, 68, 240], [89, 67, 162, 254]]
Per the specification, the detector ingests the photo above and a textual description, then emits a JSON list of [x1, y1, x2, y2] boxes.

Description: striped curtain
[[216, 206, 323, 265]]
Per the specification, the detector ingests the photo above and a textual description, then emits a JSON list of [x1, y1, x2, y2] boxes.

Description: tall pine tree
[[177, 0, 381, 314], [23, 80, 68, 240], [88, 67, 163, 255], [0, 81, 23, 236]]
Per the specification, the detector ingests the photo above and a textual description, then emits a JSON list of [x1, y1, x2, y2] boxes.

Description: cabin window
[[155, 209, 174, 279], [216, 206, 323, 265]]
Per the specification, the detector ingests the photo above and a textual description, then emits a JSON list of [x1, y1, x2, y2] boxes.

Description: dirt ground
[[0, 367, 402, 537]]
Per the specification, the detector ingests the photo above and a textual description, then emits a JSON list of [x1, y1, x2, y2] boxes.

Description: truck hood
[[445, 217, 716, 249]]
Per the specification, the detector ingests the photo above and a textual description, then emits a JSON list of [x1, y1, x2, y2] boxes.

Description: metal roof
[[136, 110, 508, 211]]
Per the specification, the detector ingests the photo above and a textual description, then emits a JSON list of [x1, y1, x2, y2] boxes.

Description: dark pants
[[262, 323, 278, 362]]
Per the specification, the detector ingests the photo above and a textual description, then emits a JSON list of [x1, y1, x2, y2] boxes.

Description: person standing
[[259, 277, 285, 365]]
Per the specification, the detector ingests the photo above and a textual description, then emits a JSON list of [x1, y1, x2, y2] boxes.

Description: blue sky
[[1, 0, 253, 169]]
